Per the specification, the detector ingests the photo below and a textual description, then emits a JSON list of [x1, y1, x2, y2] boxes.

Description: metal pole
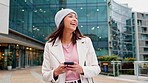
[[112, 62, 115, 76], [136, 63, 139, 80]]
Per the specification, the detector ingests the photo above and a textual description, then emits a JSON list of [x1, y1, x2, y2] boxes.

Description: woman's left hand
[[66, 62, 84, 74]]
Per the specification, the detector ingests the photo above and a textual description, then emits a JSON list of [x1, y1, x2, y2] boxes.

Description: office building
[[0, 0, 135, 70], [108, 0, 135, 58], [0, 0, 45, 70]]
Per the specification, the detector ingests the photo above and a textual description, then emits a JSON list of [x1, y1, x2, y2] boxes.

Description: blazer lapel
[[77, 39, 87, 66], [50, 38, 88, 65], [50, 38, 65, 63]]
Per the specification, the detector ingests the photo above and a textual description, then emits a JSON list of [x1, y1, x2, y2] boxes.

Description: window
[[142, 27, 147, 32], [144, 48, 148, 52]]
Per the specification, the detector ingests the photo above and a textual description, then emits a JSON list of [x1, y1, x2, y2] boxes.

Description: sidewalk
[[0, 66, 147, 83], [95, 75, 148, 83], [0, 67, 44, 83]]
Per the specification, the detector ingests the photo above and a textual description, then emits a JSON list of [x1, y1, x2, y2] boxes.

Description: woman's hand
[[66, 62, 84, 74], [54, 64, 67, 77]]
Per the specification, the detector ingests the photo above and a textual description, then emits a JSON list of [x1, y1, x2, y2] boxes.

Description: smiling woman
[[63, 12, 78, 33], [42, 8, 101, 83]]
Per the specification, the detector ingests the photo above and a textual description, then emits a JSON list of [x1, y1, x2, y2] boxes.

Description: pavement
[[0, 66, 148, 83]]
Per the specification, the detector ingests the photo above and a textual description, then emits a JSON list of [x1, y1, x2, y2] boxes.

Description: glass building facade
[[0, 0, 135, 70], [61, 0, 109, 56], [108, 0, 135, 58], [9, 0, 55, 42], [9, 0, 108, 56], [0, 44, 43, 70]]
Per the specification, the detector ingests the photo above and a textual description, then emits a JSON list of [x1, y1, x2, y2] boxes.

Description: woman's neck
[[61, 33, 72, 45]]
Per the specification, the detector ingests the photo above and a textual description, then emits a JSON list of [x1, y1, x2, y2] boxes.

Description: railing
[[134, 61, 148, 80], [120, 61, 134, 75], [99, 61, 139, 76], [99, 61, 121, 76], [99, 61, 148, 77]]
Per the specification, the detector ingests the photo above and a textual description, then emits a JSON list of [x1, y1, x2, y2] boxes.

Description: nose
[[72, 16, 77, 21]]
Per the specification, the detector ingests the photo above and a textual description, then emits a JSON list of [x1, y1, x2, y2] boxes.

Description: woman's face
[[63, 12, 78, 33]]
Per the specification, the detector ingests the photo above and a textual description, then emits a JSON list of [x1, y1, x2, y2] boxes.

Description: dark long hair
[[46, 20, 85, 46]]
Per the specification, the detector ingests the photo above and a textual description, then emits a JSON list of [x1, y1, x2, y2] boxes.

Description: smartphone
[[64, 62, 74, 65]]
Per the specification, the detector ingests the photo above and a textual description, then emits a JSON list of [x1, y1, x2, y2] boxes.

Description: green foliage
[[124, 58, 136, 61], [98, 55, 136, 61], [7, 55, 13, 66], [98, 55, 119, 61]]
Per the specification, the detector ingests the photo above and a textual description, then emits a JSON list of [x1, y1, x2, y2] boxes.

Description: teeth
[[71, 23, 75, 25]]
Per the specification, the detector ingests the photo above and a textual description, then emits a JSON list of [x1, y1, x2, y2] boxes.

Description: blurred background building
[[0, 0, 147, 70], [132, 12, 148, 61]]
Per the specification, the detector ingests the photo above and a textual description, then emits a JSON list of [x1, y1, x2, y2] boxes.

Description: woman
[[42, 8, 101, 83]]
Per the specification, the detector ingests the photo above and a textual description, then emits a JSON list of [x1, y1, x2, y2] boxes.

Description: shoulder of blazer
[[79, 36, 91, 41], [45, 41, 54, 48], [80, 36, 91, 44], [77, 37, 91, 49], [45, 38, 61, 47]]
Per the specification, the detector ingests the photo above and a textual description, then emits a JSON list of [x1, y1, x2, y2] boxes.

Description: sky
[[114, 0, 148, 12]]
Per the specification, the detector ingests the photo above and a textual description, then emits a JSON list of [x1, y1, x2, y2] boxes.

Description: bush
[[98, 55, 119, 61], [124, 58, 136, 61]]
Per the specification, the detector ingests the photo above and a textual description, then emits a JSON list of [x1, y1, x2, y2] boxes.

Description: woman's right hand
[[54, 63, 67, 77]]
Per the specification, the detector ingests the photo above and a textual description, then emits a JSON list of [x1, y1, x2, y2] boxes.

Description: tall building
[[0, 0, 135, 70], [58, 0, 134, 58], [133, 12, 148, 61], [0, 0, 45, 70], [64, 0, 109, 56], [108, 0, 135, 58]]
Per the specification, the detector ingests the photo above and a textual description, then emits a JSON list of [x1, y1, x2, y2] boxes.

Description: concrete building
[[133, 12, 148, 61]]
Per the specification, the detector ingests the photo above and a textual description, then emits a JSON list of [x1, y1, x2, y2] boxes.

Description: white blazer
[[42, 37, 101, 83]]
